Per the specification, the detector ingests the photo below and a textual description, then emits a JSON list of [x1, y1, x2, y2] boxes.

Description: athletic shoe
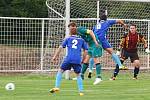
[[109, 77, 116, 81], [120, 65, 128, 70], [79, 92, 84, 96], [88, 72, 92, 78], [49, 88, 59, 93], [72, 77, 77, 80], [93, 78, 102, 85], [133, 77, 138, 80]]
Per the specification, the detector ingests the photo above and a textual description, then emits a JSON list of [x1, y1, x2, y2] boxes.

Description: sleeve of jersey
[[78, 27, 89, 34], [139, 34, 147, 44], [108, 20, 117, 26], [61, 38, 67, 48]]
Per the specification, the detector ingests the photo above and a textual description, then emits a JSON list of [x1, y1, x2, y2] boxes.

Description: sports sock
[[89, 58, 94, 73], [112, 53, 122, 67], [95, 63, 102, 78], [134, 67, 139, 78], [77, 75, 83, 92], [55, 71, 62, 88], [81, 63, 89, 75], [113, 60, 123, 77], [114, 65, 119, 77]]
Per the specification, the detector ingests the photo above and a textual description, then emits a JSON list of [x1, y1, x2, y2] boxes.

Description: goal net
[[45, 0, 150, 71]]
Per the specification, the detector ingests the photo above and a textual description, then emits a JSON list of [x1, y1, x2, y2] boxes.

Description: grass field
[[0, 70, 150, 100]]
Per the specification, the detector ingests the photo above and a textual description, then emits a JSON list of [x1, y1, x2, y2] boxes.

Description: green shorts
[[88, 44, 103, 58]]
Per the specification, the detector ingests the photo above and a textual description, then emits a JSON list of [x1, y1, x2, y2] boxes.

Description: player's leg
[[93, 46, 103, 85], [88, 58, 94, 78], [81, 54, 91, 80], [73, 64, 84, 96], [100, 37, 123, 68], [50, 62, 70, 93], [131, 53, 140, 79], [110, 60, 124, 80]]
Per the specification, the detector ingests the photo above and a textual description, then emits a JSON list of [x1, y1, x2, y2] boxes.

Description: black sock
[[114, 64, 119, 77], [134, 67, 139, 78], [113, 60, 123, 77]]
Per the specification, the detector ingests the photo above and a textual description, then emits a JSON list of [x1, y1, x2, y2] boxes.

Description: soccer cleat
[[119, 65, 128, 70], [133, 77, 138, 80], [93, 78, 102, 85], [109, 77, 116, 81], [72, 77, 77, 80], [88, 72, 92, 78], [79, 92, 84, 96], [49, 88, 59, 93]]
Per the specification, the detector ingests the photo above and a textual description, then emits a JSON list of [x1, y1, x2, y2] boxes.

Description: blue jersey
[[92, 20, 117, 49], [61, 35, 88, 64], [92, 20, 116, 38]]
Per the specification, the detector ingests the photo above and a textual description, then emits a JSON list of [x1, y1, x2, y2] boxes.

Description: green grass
[[0, 71, 150, 100]]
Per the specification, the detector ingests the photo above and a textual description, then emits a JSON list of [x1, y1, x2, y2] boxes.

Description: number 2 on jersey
[[72, 39, 78, 49]]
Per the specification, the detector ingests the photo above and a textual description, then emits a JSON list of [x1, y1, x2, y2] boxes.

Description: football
[[5, 83, 15, 91]]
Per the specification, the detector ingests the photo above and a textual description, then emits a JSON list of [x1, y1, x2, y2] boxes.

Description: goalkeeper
[[110, 24, 149, 80]]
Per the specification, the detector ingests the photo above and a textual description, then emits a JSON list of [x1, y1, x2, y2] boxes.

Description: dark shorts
[[121, 49, 139, 63], [61, 61, 81, 74]]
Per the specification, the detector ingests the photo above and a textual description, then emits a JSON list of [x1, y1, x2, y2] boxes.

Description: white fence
[[0, 17, 149, 72]]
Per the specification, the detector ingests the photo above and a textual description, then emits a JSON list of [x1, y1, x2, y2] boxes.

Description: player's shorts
[[98, 36, 112, 49], [61, 61, 81, 74], [88, 43, 103, 58], [121, 49, 139, 63]]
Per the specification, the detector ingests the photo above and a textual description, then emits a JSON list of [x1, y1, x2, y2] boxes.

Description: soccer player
[[110, 24, 149, 80], [92, 13, 127, 69], [49, 22, 88, 96], [77, 26, 104, 85]]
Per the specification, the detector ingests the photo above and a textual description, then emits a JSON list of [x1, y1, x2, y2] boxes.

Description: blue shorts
[[61, 61, 81, 74], [98, 36, 112, 49]]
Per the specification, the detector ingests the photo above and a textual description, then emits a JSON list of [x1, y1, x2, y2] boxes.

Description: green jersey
[[77, 26, 103, 57], [77, 26, 95, 45]]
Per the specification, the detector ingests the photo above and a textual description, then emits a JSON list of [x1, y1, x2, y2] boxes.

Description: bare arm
[[88, 30, 99, 46], [52, 46, 63, 61], [116, 20, 127, 29], [82, 49, 88, 63]]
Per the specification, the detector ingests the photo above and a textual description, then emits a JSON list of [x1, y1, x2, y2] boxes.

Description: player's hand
[[145, 48, 150, 54], [52, 56, 57, 61], [124, 24, 128, 29], [116, 51, 120, 56]]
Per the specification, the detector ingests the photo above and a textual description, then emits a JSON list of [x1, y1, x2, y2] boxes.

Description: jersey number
[[72, 39, 78, 49], [96, 23, 101, 29]]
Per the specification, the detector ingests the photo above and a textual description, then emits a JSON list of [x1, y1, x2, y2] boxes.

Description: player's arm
[[116, 35, 125, 55], [87, 30, 99, 46], [139, 34, 149, 53], [116, 20, 128, 29], [82, 40, 88, 62], [52, 38, 67, 60], [52, 46, 63, 61]]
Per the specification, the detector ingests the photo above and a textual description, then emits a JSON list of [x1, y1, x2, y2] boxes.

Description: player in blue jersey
[[92, 13, 127, 69], [49, 22, 88, 96]]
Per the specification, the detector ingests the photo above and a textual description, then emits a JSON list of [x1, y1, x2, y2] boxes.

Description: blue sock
[[112, 53, 122, 67], [55, 71, 62, 88], [77, 76, 83, 92], [89, 58, 94, 72]]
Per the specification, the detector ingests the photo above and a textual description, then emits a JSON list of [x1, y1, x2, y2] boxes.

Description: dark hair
[[100, 14, 107, 21], [130, 23, 136, 28], [68, 22, 77, 27]]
